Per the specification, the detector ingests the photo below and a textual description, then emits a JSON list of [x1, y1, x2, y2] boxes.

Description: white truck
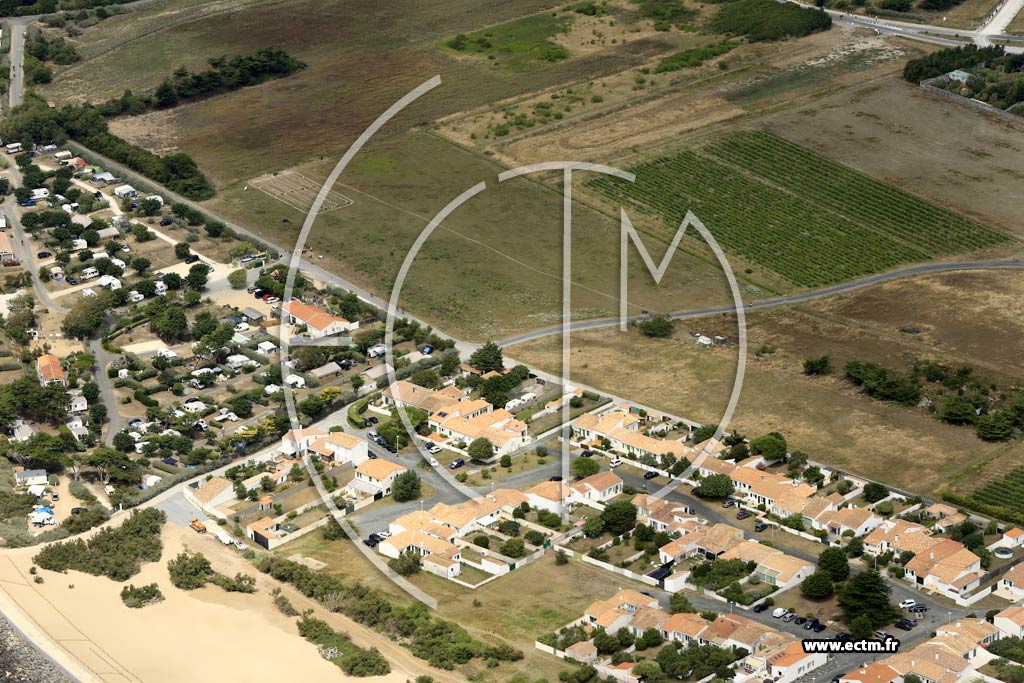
[[216, 529, 233, 545]]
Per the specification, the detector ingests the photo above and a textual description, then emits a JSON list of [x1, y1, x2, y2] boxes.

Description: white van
[[80, 267, 99, 280]]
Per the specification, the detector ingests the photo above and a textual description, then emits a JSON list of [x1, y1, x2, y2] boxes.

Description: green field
[[445, 12, 572, 68], [971, 466, 1024, 516], [588, 130, 1011, 287]]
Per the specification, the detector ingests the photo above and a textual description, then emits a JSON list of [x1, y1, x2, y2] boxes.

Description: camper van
[[5, 143, 22, 154], [54, 151, 73, 163], [80, 267, 99, 281], [367, 343, 387, 358]]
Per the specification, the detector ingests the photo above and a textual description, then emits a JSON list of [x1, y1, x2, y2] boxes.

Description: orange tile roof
[[839, 662, 899, 683], [36, 354, 65, 383], [281, 300, 349, 331], [354, 459, 407, 481]]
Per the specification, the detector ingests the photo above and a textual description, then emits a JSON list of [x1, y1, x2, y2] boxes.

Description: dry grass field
[[508, 270, 1024, 495], [277, 532, 645, 683]]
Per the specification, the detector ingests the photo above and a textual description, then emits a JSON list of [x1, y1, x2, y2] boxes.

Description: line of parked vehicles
[[754, 599, 929, 641], [363, 530, 391, 548]]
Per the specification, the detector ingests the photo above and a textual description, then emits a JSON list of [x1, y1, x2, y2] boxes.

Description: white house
[[347, 459, 407, 498], [307, 432, 369, 467], [257, 341, 277, 355], [281, 300, 357, 339], [14, 469, 48, 488], [994, 605, 1024, 639], [68, 394, 88, 414]]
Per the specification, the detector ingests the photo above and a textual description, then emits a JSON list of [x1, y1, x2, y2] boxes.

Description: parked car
[[898, 599, 917, 609], [643, 470, 658, 480], [772, 607, 787, 618], [363, 538, 378, 548], [794, 616, 806, 625], [37, 251, 51, 259], [51, 492, 59, 501], [804, 618, 819, 630], [754, 522, 769, 532], [782, 612, 797, 623], [3, 260, 20, 267], [428, 458, 440, 467], [752, 603, 768, 613], [874, 631, 892, 641], [265, 296, 280, 304], [608, 458, 622, 468], [66, 276, 78, 285], [812, 622, 827, 633], [449, 459, 465, 470], [247, 285, 258, 293], [908, 604, 928, 613], [722, 499, 735, 508], [835, 632, 852, 641], [184, 254, 200, 264], [159, 218, 172, 226], [368, 533, 384, 543], [253, 289, 268, 299], [894, 620, 914, 631], [366, 416, 378, 425], [736, 509, 752, 520], [580, 450, 593, 458], [71, 507, 88, 515], [549, 476, 563, 482]]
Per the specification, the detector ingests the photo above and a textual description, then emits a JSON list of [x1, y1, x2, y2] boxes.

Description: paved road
[[977, 0, 1024, 44], [1, 159, 68, 313], [782, 0, 1024, 51], [496, 261, 1024, 347], [88, 339, 126, 446], [6, 18, 29, 109]]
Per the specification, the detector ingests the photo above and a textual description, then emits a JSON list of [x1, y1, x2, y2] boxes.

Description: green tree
[[392, 471, 422, 502], [632, 660, 662, 680], [500, 537, 525, 558], [167, 551, 213, 589], [571, 456, 601, 479], [155, 79, 179, 108], [112, 430, 135, 453], [582, 516, 605, 537], [750, 432, 787, 462], [185, 263, 209, 291], [850, 614, 874, 639], [800, 571, 833, 598], [803, 355, 832, 376], [388, 551, 420, 576], [693, 473, 733, 499], [467, 437, 495, 461], [130, 257, 151, 274], [637, 315, 675, 338], [838, 570, 897, 628], [227, 269, 247, 289], [499, 454, 512, 468], [940, 394, 977, 425], [174, 242, 191, 259], [601, 501, 637, 535], [863, 482, 888, 503], [468, 342, 503, 372], [818, 546, 850, 582], [669, 591, 695, 613]]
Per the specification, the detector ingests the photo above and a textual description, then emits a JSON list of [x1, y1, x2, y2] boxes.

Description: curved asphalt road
[[496, 260, 1024, 347]]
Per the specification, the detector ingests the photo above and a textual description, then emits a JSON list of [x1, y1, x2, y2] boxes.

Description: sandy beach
[[0, 524, 425, 683]]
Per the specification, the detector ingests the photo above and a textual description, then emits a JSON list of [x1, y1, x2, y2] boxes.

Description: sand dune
[[0, 526, 414, 683]]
